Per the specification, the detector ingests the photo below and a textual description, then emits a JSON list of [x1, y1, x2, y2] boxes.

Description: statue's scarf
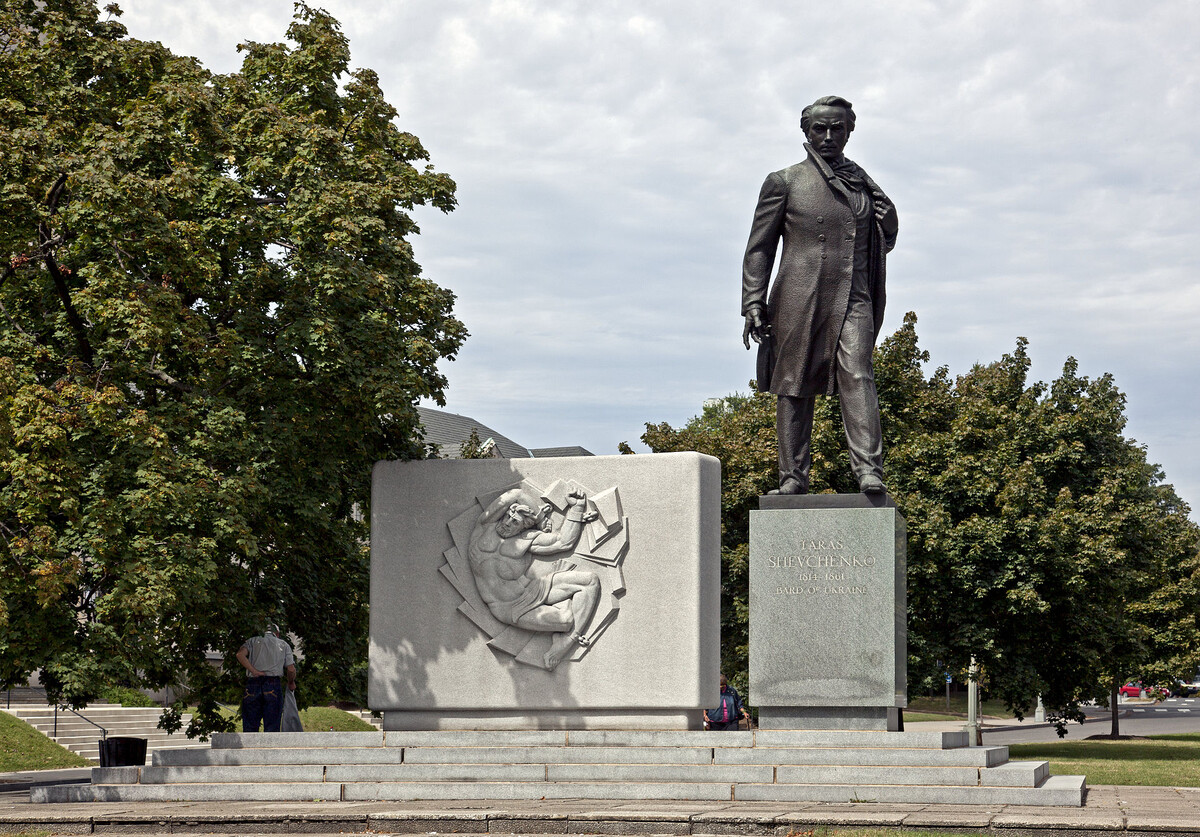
[[805, 142, 871, 218]]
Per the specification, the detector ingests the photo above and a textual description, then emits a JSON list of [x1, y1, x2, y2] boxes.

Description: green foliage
[[98, 685, 156, 707], [0, 711, 91, 771], [640, 312, 1200, 720], [458, 428, 495, 459], [0, 1, 465, 734]]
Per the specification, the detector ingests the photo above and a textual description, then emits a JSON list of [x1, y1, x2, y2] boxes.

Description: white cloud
[[118, 0, 1200, 515]]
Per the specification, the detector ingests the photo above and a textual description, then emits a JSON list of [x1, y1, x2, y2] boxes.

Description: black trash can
[[98, 736, 147, 767]]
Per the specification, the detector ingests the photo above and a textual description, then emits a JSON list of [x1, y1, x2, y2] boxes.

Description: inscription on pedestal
[[749, 498, 906, 730], [766, 543, 877, 594]]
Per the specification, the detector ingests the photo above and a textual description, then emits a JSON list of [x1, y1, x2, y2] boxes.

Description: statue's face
[[497, 503, 537, 538], [805, 105, 851, 161]]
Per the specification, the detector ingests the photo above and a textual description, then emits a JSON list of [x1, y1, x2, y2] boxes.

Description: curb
[[0, 807, 1183, 836]]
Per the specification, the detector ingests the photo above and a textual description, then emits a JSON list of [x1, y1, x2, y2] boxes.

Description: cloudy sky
[[121, 0, 1200, 518]]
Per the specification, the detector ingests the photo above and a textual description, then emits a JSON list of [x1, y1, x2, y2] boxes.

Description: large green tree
[[639, 313, 1199, 729], [0, 0, 465, 734]]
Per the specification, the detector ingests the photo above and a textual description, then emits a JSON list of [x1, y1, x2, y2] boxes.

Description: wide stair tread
[[30, 730, 1085, 806]]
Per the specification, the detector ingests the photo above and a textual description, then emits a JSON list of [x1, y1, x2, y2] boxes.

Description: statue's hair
[[801, 96, 856, 133]]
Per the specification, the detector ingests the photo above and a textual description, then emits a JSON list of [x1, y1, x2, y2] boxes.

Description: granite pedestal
[[370, 453, 721, 730], [750, 493, 906, 730]]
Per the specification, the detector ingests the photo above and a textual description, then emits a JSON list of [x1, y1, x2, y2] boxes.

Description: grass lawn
[[297, 706, 375, 732], [787, 825, 974, 829], [908, 694, 1029, 718], [0, 711, 91, 772], [1009, 733, 1200, 786], [216, 703, 376, 733], [904, 711, 960, 722], [0, 703, 373, 773]]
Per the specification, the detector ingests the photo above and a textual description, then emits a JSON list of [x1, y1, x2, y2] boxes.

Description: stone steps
[[3, 705, 207, 764], [32, 729, 1086, 805], [153, 743, 1011, 767], [350, 710, 382, 729], [1, 686, 49, 704], [119, 760, 1049, 787]]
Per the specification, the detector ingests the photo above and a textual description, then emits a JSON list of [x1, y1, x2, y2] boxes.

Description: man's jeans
[[242, 676, 283, 732]]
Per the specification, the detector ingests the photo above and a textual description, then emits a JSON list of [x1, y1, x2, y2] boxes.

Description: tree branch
[[112, 243, 151, 281], [46, 172, 68, 213], [340, 111, 362, 143], [39, 222, 93, 366], [148, 366, 194, 393], [39, 172, 94, 365], [0, 298, 37, 344]]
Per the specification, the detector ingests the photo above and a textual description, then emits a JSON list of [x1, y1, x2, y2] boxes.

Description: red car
[[1118, 682, 1144, 698]]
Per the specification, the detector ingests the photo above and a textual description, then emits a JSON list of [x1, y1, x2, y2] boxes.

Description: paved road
[[983, 699, 1200, 744]]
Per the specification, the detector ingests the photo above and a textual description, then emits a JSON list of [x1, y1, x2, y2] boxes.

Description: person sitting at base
[[236, 623, 297, 732], [704, 674, 751, 731]]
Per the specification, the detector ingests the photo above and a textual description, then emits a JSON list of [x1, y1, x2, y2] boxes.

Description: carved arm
[[529, 490, 595, 555]]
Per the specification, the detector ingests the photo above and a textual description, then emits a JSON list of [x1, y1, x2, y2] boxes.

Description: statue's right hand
[[742, 309, 768, 349]]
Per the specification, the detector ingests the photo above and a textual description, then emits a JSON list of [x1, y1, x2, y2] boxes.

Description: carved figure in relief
[[468, 487, 602, 669]]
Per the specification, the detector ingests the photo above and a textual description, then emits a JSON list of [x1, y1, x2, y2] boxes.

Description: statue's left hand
[[871, 188, 892, 221], [743, 309, 769, 349]]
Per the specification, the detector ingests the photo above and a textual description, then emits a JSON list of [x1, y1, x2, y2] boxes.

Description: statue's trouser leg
[[776, 395, 814, 490], [836, 294, 884, 481]]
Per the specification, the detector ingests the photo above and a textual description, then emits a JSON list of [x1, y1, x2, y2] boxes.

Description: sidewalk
[[1, 786, 1200, 834]]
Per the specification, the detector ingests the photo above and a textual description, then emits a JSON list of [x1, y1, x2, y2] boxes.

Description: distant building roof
[[416, 407, 593, 459], [417, 406, 531, 459], [530, 446, 594, 458]]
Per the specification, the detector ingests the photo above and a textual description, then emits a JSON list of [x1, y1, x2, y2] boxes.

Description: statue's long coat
[[741, 149, 897, 397]]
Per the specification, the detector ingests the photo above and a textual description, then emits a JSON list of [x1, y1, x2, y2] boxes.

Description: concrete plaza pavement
[[1, 783, 1199, 835]]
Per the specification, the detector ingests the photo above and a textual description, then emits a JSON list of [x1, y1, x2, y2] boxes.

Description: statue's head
[[801, 95, 855, 162], [496, 502, 538, 538]]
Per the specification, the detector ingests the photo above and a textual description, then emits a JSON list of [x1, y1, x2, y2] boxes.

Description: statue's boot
[[767, 477, 806, 495], [858, 474, 886, 494]]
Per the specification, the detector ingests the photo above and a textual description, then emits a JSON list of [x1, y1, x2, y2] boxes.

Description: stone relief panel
[[439, 478, 629, 670]]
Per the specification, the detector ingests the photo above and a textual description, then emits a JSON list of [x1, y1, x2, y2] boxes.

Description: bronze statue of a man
[[741, 95, 898, 495]]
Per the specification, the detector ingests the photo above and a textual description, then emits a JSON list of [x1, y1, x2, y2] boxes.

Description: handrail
[[53, 705, 108, 740]]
